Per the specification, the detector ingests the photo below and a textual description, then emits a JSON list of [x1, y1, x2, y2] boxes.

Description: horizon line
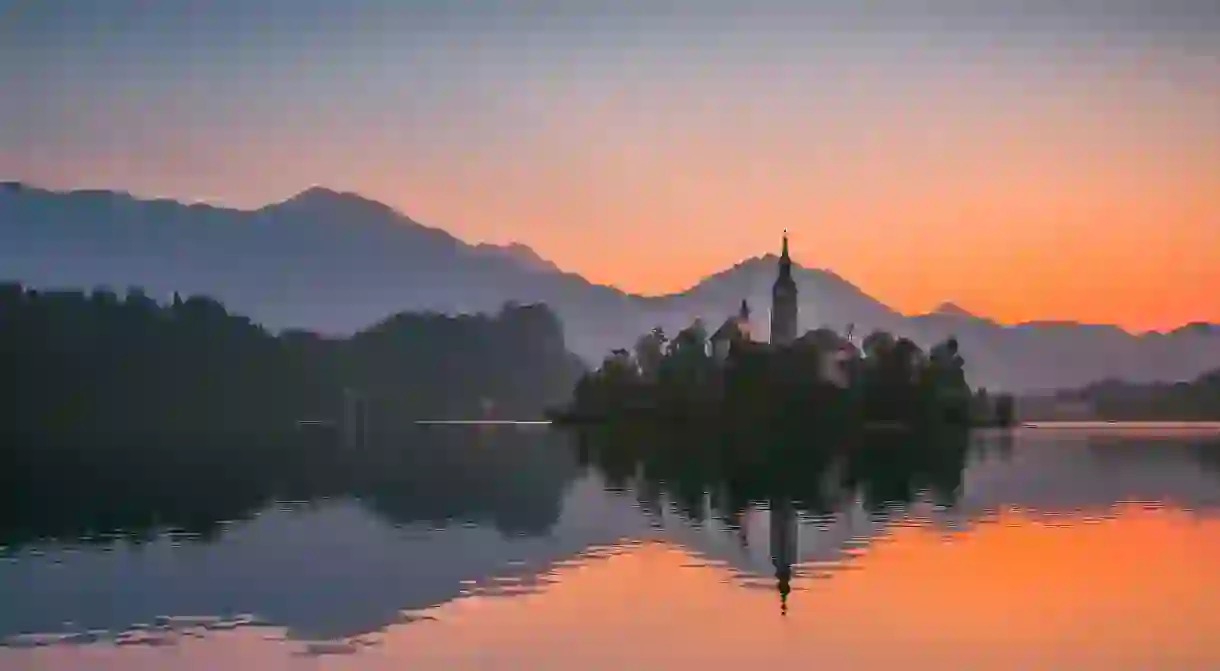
[[3, 178, 1216, 335]]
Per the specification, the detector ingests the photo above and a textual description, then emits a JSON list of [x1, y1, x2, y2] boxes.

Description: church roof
[[710, 316, 746, 342]]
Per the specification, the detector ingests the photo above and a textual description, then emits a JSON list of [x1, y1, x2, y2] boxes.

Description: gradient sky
[[3, 1, 1218, 330]]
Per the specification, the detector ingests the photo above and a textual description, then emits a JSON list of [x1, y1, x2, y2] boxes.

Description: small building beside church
[[711, 231, 800, 360], [710, 299, 752, 362]]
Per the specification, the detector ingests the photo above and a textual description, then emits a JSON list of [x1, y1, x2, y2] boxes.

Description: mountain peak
[[1170, 321, 1219, 336], [472, 242, 561, 273], [269, 186, 410, 225], [931, 302, 975, 318], [282, 186, 378, 207], [690, 254, 858, 295]]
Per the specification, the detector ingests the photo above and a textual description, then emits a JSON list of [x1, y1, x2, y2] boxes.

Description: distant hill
[[1018, 367, 1220, 421], [2, 182, 1217, 392]]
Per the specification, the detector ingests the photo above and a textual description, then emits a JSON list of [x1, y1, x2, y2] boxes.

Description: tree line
[[560, 320, 1014, 429], [0, 282, 584, 442], [1037, 369, 1220, 421]]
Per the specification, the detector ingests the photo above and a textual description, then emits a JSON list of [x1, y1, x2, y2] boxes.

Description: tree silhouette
[[634, 327, 667, 381], [0, 283, 584, 439], [560, 323, 1014, 430], [1045, 370, 1220, 421]]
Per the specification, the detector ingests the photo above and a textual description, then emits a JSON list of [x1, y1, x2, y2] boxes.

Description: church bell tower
[[770, 232, 798, 345]]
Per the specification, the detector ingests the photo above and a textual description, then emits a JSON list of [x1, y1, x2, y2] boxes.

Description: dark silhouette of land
[[4, 182, 1218, 393], [554, 287, 1015, 430], [559, 324, 1017, 428], [0, 282, 582, 443], [1019, 370, 1220, 421]]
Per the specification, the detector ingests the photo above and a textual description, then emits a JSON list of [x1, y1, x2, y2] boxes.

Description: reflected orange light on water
[[6, 507, 1220, 670]]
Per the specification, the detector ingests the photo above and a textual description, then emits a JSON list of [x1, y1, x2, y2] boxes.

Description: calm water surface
[[3, 424, 1220, 670]]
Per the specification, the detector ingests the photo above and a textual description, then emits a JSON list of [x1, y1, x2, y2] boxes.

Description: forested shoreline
[[555, 321, 1016, 430], [0, 282, 584, 442], [1020, 371, 1220, 422]]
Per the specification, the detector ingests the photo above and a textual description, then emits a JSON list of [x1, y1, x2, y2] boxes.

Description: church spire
[[770, 230, 798, 345], [777, 231, 792, 281]]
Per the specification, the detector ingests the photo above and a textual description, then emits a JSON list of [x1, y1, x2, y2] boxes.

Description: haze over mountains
[[2, 181, 1217, 393]]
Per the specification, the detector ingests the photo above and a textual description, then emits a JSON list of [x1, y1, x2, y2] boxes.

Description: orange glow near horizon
[[22, 131, 1220, 331], [340, 117, 1220, 332], [8, 17, 1219, 331]]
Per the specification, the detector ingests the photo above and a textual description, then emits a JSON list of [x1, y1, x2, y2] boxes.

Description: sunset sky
[[3, 1, 1218, 330]]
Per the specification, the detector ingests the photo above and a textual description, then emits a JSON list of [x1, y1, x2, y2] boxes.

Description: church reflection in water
[[769, 496, 797, 615]]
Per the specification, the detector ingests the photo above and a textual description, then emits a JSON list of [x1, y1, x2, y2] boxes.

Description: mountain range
[[2, 180, 1217, 393]]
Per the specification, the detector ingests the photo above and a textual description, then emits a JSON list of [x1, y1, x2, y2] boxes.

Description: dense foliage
[[560, 321, 1014, 429], [0, 282, 584, 441], [1041, 369, 1220, 421]]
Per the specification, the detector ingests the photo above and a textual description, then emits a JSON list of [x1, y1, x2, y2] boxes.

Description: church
[[708, 232, 854, 386], [709, 231, 800, 358]]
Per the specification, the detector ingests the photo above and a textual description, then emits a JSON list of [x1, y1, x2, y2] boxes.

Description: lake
[[3, 423, 1220, 670]]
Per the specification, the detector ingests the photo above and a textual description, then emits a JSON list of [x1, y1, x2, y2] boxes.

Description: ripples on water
[[3, 423, 1220, 669]]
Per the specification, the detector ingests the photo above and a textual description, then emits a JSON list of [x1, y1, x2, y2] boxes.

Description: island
[[550, 233, 1015, 431]]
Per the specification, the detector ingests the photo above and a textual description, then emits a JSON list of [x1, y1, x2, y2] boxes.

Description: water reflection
[[0, 424, 612, 641], [2, 424, 1220, 669], [0, 424, 579, 548]]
